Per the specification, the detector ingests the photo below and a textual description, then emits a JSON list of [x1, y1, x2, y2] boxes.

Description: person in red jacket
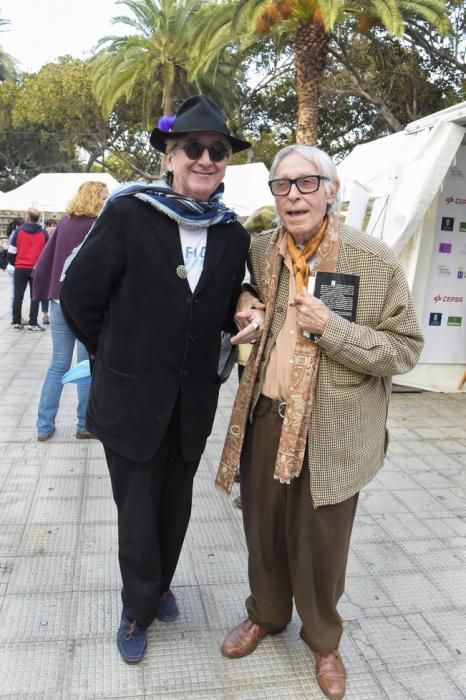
[[8, 207, 48, 331]]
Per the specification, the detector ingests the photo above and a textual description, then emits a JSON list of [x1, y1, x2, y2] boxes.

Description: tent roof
[[338, 101, 466, 200], [337, 102, 466, 252], [405, 101, 466, 133], [338, 129, 426, 198], [0, 173, 120, 213]]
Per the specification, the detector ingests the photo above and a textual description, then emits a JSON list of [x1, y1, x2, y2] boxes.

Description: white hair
[[269, 145, 341, 215]]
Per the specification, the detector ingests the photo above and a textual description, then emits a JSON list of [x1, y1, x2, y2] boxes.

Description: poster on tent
[[420, 144, 466, 364]]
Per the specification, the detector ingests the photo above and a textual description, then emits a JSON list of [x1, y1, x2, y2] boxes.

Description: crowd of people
[[1, 182, 108, 442], [3, 94, 423, 700], [7, 209, 49, 331], [2, 214, 59, 327]]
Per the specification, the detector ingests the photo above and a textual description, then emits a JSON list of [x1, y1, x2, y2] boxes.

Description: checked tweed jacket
[[217, 223, 424, 507]]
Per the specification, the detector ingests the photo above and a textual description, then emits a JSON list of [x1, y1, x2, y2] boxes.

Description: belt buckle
[[278, 401, 286, 419]]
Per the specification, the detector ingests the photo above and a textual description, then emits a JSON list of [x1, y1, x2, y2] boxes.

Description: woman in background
[[5, 217, 24, 323], [33, 181, 108, 441], [45, 219, 58, 237], [40, 219, 59, 323]]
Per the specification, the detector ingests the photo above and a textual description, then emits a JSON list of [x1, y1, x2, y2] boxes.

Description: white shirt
[[179, 224, 207, 291]]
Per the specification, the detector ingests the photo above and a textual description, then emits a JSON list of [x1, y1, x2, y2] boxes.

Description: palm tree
[[0, 48, 15, 81], [194, 0, 451, 143], [92, 0, 231, 126], [0, 16, 16, 81]]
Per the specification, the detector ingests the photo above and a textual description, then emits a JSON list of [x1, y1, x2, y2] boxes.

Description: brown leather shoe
[[76, 430, 95, 439], [314, 650, 346, 700], [221, 619, 269, 658]]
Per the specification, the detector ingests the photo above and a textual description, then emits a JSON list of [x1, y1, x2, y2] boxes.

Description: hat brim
[[150, 128, 251, 154]]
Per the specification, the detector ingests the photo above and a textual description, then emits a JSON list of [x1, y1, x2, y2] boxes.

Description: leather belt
[[257, 394, 287, 419]]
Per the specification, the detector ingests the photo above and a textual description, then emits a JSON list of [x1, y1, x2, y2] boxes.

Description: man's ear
[[166, 151, 174, 172], [327, 180, 340, 204]]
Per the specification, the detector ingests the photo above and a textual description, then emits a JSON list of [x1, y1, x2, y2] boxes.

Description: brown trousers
[[240, 395, 359, 654]]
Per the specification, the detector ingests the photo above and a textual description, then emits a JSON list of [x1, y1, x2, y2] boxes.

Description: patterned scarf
[[287, 217, 327, 291], [216, 214, 340, 494], [106, 173, 237, 227]]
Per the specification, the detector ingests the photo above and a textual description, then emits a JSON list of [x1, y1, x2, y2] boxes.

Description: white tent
[[0, 164, 273, 219], [223, 162, 274, 216], [337, 102, 466, 392], [0, 172, 120, 213]]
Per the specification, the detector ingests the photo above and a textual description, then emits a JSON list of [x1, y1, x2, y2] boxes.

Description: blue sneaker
[[157, 590, 179, 622], [116, 613, 147, 663]]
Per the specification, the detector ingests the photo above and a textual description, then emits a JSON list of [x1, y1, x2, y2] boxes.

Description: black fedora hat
[[150, 95, 251, 154]]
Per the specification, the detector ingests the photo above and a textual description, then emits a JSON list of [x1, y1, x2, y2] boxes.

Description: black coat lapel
[[152, 214, 191, 291], [195, 224, 231, 295]]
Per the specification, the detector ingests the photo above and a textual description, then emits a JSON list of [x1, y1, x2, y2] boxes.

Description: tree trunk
[[295, 19, 329, 144], [163, 91, 174, 117]]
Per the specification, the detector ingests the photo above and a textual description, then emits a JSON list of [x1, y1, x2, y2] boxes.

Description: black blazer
[[60, 196, 250, 462]]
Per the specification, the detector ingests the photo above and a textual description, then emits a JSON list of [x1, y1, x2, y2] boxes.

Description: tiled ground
[[0, 272, 465, 699]]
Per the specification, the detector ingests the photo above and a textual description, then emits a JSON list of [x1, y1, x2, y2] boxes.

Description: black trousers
[[104, 400, 201, 629], [241, 395, 359, 654], [13, 267, 39, 325]]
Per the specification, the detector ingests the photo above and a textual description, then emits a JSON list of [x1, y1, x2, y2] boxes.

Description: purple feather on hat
[[157, 115, 176, 132]]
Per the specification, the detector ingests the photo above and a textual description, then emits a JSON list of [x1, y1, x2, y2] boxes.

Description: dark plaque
[[314, 272, 360, 322]]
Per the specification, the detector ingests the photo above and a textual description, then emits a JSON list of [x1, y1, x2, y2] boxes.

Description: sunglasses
[[174, 140, 230, 162]]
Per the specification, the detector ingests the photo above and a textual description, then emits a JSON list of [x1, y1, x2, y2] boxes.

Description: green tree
[[11, 58, 113, 167], [0, 81, 80, 190], [9, 57, 161, 178], [195, 0, 451, 143], [403, 0, 465, 81], [0, 57, 154, 184]]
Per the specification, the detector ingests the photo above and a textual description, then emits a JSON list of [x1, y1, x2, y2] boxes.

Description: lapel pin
[[176, 265, 187, 279]]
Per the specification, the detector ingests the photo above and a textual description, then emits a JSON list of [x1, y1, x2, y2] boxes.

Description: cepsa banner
[[421, 144, 466, 363]]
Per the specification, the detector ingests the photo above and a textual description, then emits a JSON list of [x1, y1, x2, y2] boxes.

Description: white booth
[[338, 102, 466, 392]]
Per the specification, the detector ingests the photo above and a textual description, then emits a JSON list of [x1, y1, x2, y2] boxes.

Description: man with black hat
[[60, 95, 253, 663]]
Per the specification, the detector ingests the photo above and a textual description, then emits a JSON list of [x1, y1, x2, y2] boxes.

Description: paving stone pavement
[[0, 271, 465, 700]]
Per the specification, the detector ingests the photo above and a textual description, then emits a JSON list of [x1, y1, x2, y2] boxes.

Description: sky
[[0, 0, 124, 73]]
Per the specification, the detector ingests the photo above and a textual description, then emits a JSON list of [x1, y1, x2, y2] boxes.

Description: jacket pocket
[[88, 363, 137, 434], [331, 361, 368, 387]]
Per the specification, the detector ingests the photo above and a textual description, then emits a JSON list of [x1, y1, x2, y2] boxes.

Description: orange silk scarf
[[286, 217, 327, 292]]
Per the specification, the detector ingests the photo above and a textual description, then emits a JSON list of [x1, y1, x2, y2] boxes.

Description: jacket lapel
[[152, 214, 191, 292]]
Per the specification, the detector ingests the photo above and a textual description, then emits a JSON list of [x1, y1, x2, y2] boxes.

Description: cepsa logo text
[[433, 294, 464, 303], [446, 196, 466, 205]]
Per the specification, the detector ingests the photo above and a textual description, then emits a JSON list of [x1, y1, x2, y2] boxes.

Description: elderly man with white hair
[[216, 144, 424, 700]]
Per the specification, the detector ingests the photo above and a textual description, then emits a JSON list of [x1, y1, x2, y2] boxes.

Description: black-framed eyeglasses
[[174, 140, 230, 163], [268, 174, 330, 196]]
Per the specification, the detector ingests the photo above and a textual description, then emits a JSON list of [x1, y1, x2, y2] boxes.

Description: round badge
[[176, 265, 187, 279]]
